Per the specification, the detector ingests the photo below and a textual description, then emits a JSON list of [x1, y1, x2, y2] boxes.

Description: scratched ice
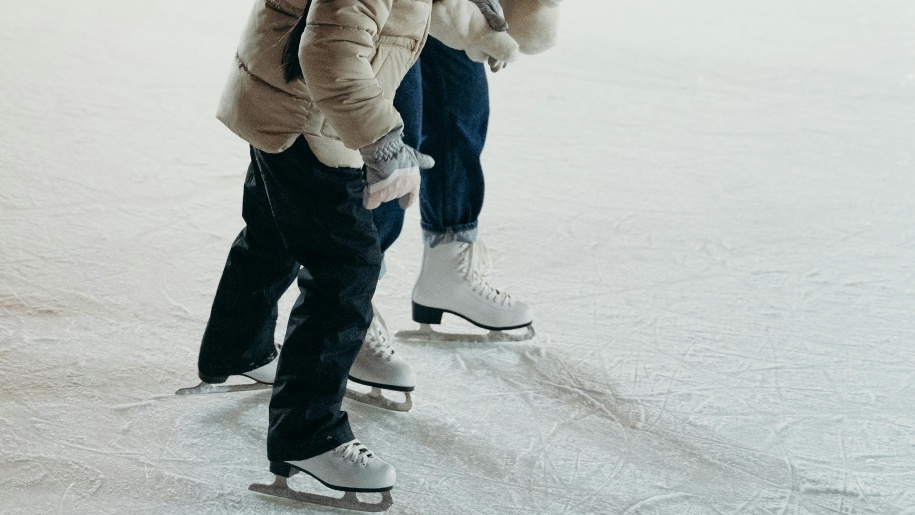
[[1, 1, 914, 514]]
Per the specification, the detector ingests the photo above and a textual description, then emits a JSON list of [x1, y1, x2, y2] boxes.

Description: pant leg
[[254, 137, 383, 462], [197, 150, 299, 380], [417, 37, 488, 242], [373, 59, 423, 254]]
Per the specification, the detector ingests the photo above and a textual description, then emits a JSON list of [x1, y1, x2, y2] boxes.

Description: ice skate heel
[[176, 372, 271, 395], [197, 371, 228, 384], [412, 302, 443, 324], [269, 461, 299, 478]]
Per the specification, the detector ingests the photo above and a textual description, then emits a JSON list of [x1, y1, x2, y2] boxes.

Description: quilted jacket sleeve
[[299, 0, 405, 150]]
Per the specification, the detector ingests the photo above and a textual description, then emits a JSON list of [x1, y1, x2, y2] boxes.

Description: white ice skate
[[396, 239, 536, 343], [175, 357, 277, 395], [347, 305, 415, 412], [249, 439, 395, 512]]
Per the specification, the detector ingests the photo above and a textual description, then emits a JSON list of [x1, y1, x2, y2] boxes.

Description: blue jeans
[[373, 37, 488, 253]]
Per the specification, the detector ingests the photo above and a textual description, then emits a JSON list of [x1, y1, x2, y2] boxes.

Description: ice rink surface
[[2, 1, 914, 513]]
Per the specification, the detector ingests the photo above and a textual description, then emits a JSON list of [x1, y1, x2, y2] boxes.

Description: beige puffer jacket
[[217, 0, 433, 168]]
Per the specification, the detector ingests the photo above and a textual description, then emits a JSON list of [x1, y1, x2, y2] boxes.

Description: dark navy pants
[[198, 137, 381, 461], [373, 36, 489, 252]]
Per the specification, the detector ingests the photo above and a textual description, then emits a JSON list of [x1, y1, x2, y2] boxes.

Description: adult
[[365, 0, 562, 366]]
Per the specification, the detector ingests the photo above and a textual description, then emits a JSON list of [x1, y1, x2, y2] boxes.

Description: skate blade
[[346, 387, 412, 412], [249, 476, 393, 512], [174, 381, 271, 396], [395, 324, 536, 344]]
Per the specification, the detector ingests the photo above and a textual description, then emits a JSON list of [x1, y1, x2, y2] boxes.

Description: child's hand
[[360, 125, 435, 210], [488, 57, 507, 72]]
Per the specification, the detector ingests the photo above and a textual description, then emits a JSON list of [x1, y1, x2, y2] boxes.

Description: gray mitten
[[360, 124, 435, 210], [488, 56, 507, 72], [470, 0, 509, 31]]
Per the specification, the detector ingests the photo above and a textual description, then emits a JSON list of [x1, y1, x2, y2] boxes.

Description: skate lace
[[458, 239, 513, 307], [365, 305, 394, 362], [334, 440, 374, 466]]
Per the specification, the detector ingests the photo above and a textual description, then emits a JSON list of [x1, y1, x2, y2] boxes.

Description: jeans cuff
[[267, 422, 356, 462], [422, 226, 478, 248]]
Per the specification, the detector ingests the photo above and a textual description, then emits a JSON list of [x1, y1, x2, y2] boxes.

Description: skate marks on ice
[[403, 336, 817, 514], [249, 475, 393, 512], [395, 323, 536, 344], [0, 294, 64, 318], [0, 454, 105, 513], [443, 335, 915, 514]]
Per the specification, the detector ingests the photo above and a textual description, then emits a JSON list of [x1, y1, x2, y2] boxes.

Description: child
[[194, 0, 434, 508]]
